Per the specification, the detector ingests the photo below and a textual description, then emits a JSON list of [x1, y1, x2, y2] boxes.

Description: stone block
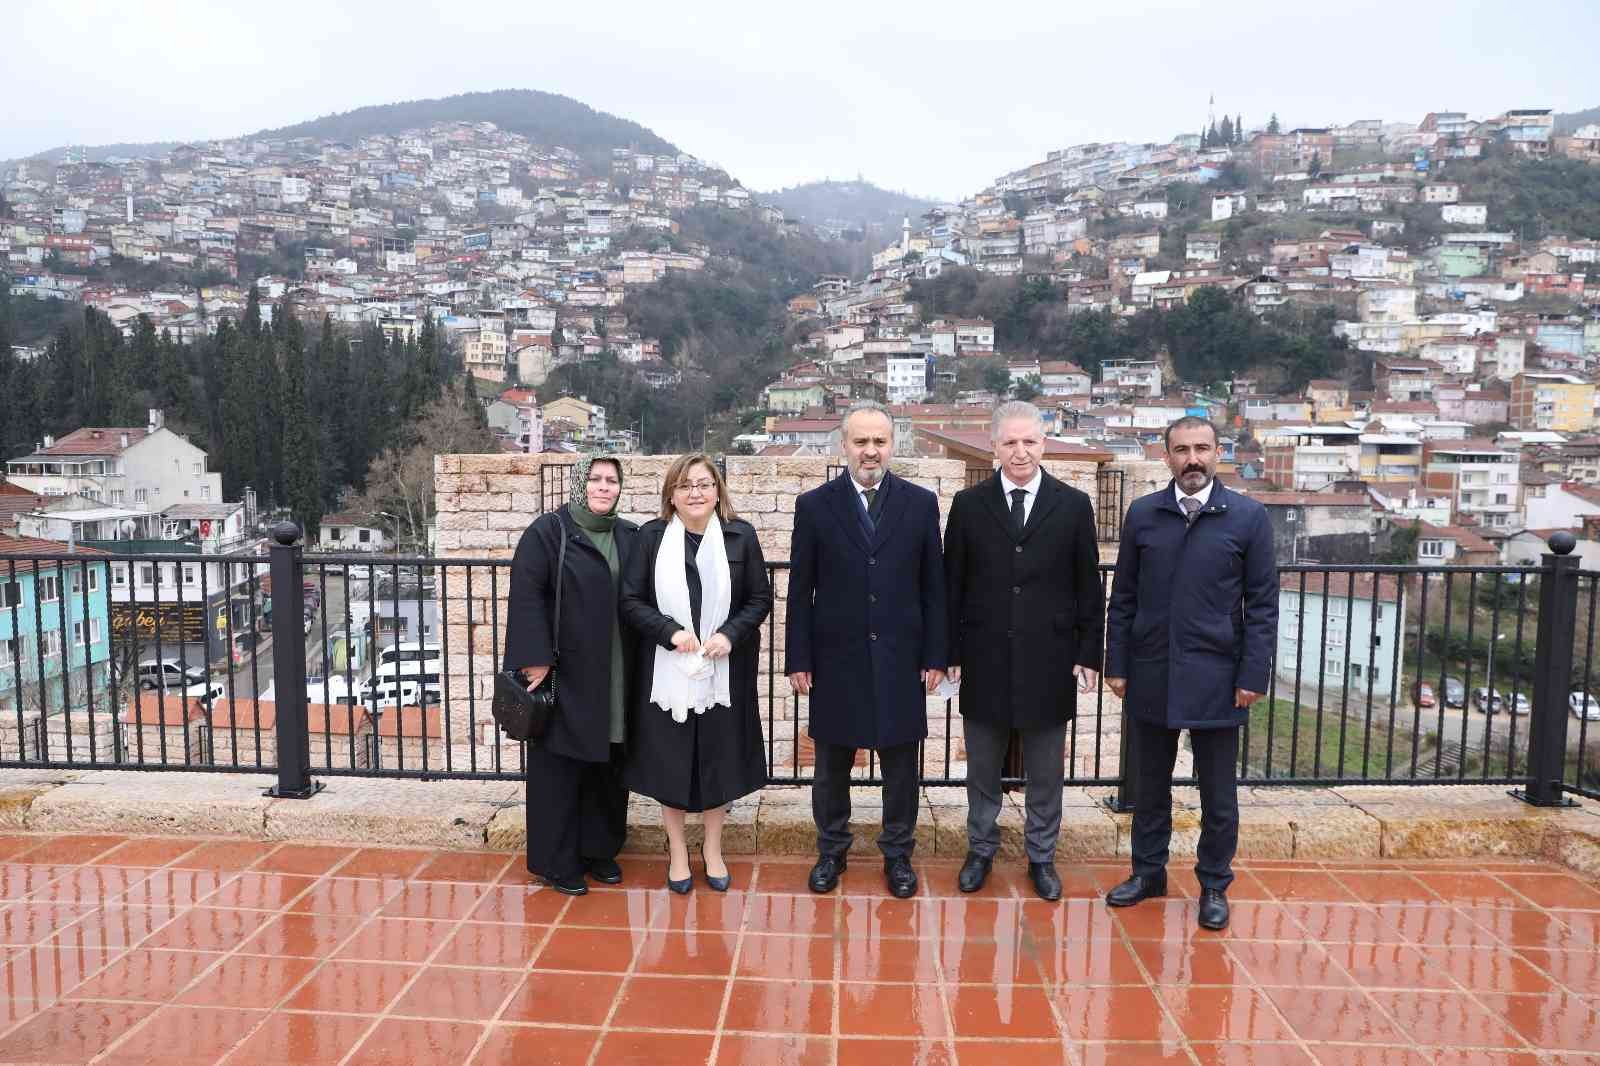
[[458, 530, 513, 550], [438, 511, 487, 532], [0, 781, 58, 829], [754, 788, 816, 854], [485, 803, 526, 851], [263, 776, 521, 847], [1332, 785, 1563, 859], [28, 770, 274, 837], [454, 493, 513, 513]]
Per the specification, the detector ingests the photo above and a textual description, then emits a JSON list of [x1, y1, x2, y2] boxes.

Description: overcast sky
[[6, 0, 1597, 201]]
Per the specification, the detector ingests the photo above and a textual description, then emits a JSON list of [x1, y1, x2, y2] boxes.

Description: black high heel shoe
[[700, 843, 731, 893], [667, 849, 693, 895]]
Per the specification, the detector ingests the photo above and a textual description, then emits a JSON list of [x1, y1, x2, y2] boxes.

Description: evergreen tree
[[1309, 150, 1323, 177], [218, 326, 260, 499], [1207, 119, 1219, 147], [279, 321, 322, 533], [242, 286, 262, 339], [462, 371, 488, 432], [1235, 114, 1244, 144], [1199, 126, 1210, 150], [1267, 113, 1281, 135], [1219, 115, 1234, 147]]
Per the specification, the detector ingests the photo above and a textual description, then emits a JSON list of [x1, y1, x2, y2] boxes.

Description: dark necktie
[[863, 487, 877, 526], [1180, 496, 1201, 526], [1010, 488, 1027, 533]]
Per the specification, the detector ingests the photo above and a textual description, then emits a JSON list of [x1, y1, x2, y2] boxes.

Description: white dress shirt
[[1000, 468, 1043, 525], [1175, 477, 1215, 512]]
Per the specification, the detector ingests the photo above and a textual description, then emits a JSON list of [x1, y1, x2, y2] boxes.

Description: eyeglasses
[[674, 480, 717, 495]]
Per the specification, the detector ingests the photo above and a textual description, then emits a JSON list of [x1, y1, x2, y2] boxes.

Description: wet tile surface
[[0, 836, 1591, 1062]]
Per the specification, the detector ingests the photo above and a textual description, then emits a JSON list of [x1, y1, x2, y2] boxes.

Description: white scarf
[[649, 513, 732, 722]]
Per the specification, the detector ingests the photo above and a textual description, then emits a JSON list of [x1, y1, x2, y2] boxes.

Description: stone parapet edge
[[2, 771, 1596, 878]]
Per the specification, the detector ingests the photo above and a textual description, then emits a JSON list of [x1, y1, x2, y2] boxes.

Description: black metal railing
[[1097, 467, 1125, 543], [2, 528, 1595, 806]]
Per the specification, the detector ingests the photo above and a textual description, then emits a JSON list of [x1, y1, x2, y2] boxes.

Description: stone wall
[[435, 452, 1138, 779]]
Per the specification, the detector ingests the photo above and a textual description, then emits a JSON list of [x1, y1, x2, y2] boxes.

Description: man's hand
[[947, 666, 961, 683], [1235, 687, 1263, 709], [922, 669, 946, 695], [521, 665, 551, 690], [788, 672, 812, 696], [1075, 666, 1099, 693], [702, 633, 733, 660], [670, 630, 701, 654], [1106, 676, 1127, 699]]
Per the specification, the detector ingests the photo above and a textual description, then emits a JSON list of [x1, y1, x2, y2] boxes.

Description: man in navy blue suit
[[1103, 417, 1278, 931], [786, 402, 947, 899]]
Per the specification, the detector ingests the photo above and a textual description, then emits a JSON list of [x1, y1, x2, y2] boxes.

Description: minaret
[[901, 216, 910, 254]]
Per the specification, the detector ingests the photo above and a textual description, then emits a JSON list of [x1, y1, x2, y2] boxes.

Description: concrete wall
[[435, 452, 1123, 778]]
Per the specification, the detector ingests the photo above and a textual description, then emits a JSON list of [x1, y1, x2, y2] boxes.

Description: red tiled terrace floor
[[0, 834, 1594, 1064]]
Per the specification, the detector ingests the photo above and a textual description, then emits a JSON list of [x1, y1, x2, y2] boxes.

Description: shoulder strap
[[552, 523, 567, 663]]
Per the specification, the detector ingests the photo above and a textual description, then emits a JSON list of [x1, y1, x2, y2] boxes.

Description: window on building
[[182, 565, 196, 586], [139, 564, 155, 587], [72, 621, 85, 647], [1, 582, 19, 608], [1351, 663, 1362, 679], [359, 529, 372, 544], [89, 618, 102, 645], [39, 575, 60, 602], [1419, 540, 1444, 558], [111, 565, 127, 587], [192, 463, 202, 475], [200, 486, 210, 501], [134, 489, 148, 504], [110, 490, 124, 505], [1326, 657, 1344, 676], [42, 630, 62, 658]]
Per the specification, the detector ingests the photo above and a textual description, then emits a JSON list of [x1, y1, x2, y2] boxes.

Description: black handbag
[[493, 527, 565, 742]]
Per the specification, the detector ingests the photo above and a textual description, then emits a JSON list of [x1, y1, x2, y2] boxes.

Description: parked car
[[362, 678, 440, 708], [1505, 692, 1530, 716], [1571, 691, 1600, 721], [1472, 687, 1504, 714], [1442, 677, 1466, 709], [1411, 681, 1436, 709], [137, 659, 206, 691]]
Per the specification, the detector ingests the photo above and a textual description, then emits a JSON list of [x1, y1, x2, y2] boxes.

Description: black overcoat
[[618, 517, 773, 808], [785, 470, 948, 751], [502, 506, 641, 763], [944, 471, 1104, 729], [1104, 479, 1279, 730]]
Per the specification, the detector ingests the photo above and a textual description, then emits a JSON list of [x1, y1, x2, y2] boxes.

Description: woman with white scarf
[[620, 454, 773, 894]]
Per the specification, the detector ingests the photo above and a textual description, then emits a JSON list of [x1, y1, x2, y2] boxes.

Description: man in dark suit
[[1103, 417, 1278, 930], [944, 401, 1103, 901], [787, 402, 947, 899]]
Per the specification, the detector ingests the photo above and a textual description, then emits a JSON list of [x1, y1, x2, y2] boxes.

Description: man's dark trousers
[[812, 740, 919, 858], [1128, 717, 1239, 892]]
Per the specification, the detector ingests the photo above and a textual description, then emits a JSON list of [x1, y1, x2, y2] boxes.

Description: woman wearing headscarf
[[620, 453, 772, 893], [503, 454, 639, 895]]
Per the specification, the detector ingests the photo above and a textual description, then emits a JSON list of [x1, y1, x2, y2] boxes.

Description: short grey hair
[[991, 400, 1044, 441], [840, 400, 893, 434]]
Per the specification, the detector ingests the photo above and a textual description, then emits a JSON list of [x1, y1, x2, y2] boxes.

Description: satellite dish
[[119, 519, 137, 538]]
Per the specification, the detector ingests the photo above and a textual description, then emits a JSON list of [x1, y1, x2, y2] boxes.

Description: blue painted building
[[0, 536, 114, 722]]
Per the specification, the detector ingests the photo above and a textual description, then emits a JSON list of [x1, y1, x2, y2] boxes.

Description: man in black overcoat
[[786, 402, 947, 899], [944, 401, 1103, 901], [1104, 417, 1278, 930]]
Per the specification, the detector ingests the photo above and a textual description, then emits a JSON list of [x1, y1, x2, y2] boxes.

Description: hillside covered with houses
[[5, 96, 1600, 570]]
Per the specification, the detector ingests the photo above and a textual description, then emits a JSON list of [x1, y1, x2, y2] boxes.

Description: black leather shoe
[[808, 853, 847, 893], [585, 858, 622, 884], [1105, 871, 1167, 907], [540, 874, 588, 896], [1028, 862, 1062, 902], [1198, 888, 1230, 930], [957, 852, 992, 893], [884, 855, 918, 899]]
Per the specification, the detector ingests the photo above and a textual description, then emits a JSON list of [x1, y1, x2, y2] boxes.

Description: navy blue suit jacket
[[785, 470, 948, 750]]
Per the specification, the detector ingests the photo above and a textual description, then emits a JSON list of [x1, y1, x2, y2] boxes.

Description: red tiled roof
[[23, 427, 150, 457], [1279, 571, 1401, 602], [1248, 492, 1373, 508]]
